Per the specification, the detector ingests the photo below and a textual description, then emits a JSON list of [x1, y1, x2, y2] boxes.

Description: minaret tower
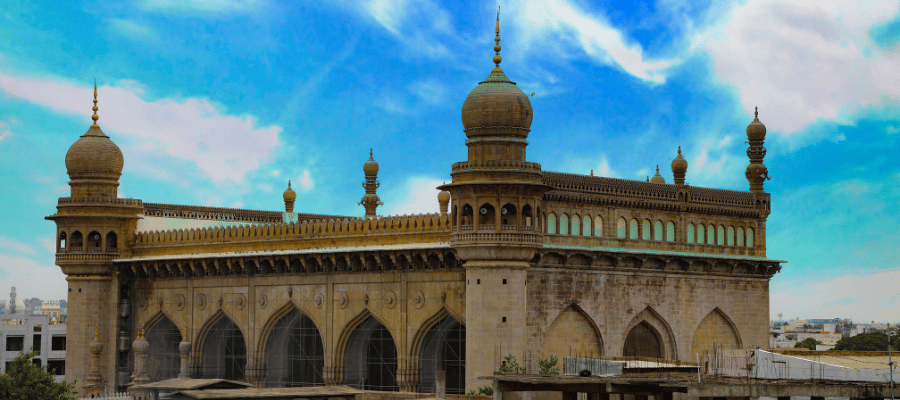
[[46, 82, 143, 396], [744, 107, 771, 255], [359, 149, 384, 218], [438, 10, 552, 391]]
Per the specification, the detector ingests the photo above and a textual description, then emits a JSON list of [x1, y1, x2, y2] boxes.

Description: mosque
[[48, 14, 782, 398]]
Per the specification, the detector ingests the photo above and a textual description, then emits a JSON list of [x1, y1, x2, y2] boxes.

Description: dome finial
[[678, 146, 682, 155], [493, 7, 502, 67], [288, 180, 292, 189], [91, 80, 99, 127], [369, 148, 373, 160], [754, 106, 758, 119]]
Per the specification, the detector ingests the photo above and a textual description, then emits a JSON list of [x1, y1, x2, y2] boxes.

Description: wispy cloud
[[345, 0, 457, 60], [0, 237, 38, 256], [772, 269, 900, 322], [108, 18, 159, 43], [137, 0, 263, 15], [384, 176, 443, 216], [0, 253, 67, 301], [0, 73, 281, 184], [0, 121, 10, 142], [700, 0, 900, 136], [507, 0, 678, 84], [296, 170, 314, 193], [407, 80, 449, 105]]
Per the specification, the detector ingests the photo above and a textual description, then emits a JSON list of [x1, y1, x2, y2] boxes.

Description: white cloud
[[771, 269, 900, 322], [385, 176, 443, 216], [701, 0, 900, 136], [507, 0, 678, 84], [0, 253, 68, 302], [108, 18, 158, 43], [594, 155, 621, 178], [0, 237, 38, 256], [344, 0, 456, 60], [137, 0, 262, 14], [408, 80, 449, 105], [0, 74, 281, 184], [296, 170, 314, 192], [888, 126, 900, 135]]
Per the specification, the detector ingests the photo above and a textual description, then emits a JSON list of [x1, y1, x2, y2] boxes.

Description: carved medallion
[[174, 294, 186, 311], [258, 294, 268, 309], [384, 291, 397, 309], [413, 290, 425, 309], [196, 294, 207, 310], [237, 293, 247, 310], [314, 293, 325, 309], [338, 292, 349, 309]]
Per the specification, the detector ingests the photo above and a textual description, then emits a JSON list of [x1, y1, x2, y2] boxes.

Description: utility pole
[[889, 330, 895, 400]]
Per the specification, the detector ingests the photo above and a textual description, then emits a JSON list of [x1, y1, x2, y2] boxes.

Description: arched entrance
[[623, 322, 663, 359], [418, 315, 465, 394], [264, 308, 325, 387], [342, 317, 398, 391], [201, 315, 246, 381], [145, 316, 181, 381]]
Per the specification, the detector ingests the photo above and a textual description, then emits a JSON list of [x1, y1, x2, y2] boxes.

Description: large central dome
[[461, 67, 532, 139]]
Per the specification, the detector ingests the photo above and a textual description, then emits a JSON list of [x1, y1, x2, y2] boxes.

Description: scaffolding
[[263, 309, 325, 387], [200, 316, 246, 381], [418, 315, 465, 394], [343, 316, 399, 391], [144, 317, 181, 381]]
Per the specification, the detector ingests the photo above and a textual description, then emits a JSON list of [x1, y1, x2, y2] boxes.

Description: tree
[[498, 353, 525, 374], [794, 338, 822, 350], [0, 351, 78, 400], [538, 356, 561, 375], [833, 332, 900, 351]]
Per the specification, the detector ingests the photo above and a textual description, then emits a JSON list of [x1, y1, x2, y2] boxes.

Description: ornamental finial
[[369, 148, 373, 160], [91, 80, 99, 127], [754, 106, 758, 119], [493, 7, 502, 67], [678, 146, 682, 155]]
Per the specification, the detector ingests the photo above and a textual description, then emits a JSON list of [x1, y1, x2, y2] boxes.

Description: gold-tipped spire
[[94, 326, 99, 340], [678, 146, 682, 155], [369, 148, 373, 160], [754, 106, 758, 119], [493, 7, 502, 67], [91, 80, 99, 127]]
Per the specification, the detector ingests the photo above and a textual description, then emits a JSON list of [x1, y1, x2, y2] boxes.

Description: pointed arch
[[338, 308, 399, 391], [559, 213, 569, 235], [547, 213, 557, 234], [259, 301, 325, 387], [687, 223, 695, 244], [653, 220, 663, 241], [195, 308, 247, 381], [541, 304, 603, 360], [642, 219, 651, 240], [571, 213, 580, 235], [593, 215, 603, 237], [412, 307, 466, 394], [334, 308, 398, 381], [140, 309, 181, 334], [666, 221, 675, 242], [622, 306, 677, 360], [617, 217, 626, 238], [629, 218, 639, 240], [144, 313, 182, 382], [690, 308, 743, 359]]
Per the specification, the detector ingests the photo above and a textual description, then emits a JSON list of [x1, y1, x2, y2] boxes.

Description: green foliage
[[833, 332, 900, 351], [538, 355, 560, 375], [498, 353, 525, 374], [794, 337, 822, 350], [0, 351, 78, 400], [466, 385, 494, 396]]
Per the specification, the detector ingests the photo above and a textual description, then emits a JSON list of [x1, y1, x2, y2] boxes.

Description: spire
[[91, 80, 99, 127], [678, 146, 682, 155], [754, 106, 758, 119], [369, 148, 373, 160], [493, 7, 502, 67]]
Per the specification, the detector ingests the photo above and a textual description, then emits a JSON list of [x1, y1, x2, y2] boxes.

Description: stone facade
[[47, 19, 780, 397]]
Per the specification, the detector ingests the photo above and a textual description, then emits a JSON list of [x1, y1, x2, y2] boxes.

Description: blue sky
[[1, 0, 899, 323]]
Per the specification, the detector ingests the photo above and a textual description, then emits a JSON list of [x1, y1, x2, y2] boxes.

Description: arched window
[[105, 232, 118, 251], [737, 227, 745, 246], [687, 223, 695, 244], [461, 204, 473, 226], [58, 232, 67, 251], [617, 218, 626, 239], [547, 213, 557, 234], [500, 203, 516, 226], [559, 214, 569, 235], [653, 220, 663, 241], [629, 219, 638, 240], [666, 222, 675, 242], [418, 315, 465, 394], [593, 216, 603, 237], [87, 231, 101, 250], [746, 228, 754, 247], [478, 203, 495, 226], [201, 316, 246, 381], [70, 231, 83, 251], [582, 215, 591, 236], [717, 225, 725, 245], [343, 317, 398, 391], [264, 309, 324, 387], [146, 317, 182, 381], [571, 214, 580, 236], [623, 322, 664, 359], [696, 224, 704, 244], [642, 220, 651, 241], [727, 226, 735, 246], [706, 225, 715, 245], [522, 205, 533, 227]]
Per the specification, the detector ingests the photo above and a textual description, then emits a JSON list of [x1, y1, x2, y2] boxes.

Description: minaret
[[745, 107, 769, 193], [671, 146, 688, 185], [358, 149, 383, 218], [9, 286, 15, 314], [438, 9, 552, 391], [46, 83, 143, 395]]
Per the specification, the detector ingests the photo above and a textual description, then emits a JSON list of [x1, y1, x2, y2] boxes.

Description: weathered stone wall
[[524, 266, 770, 371]]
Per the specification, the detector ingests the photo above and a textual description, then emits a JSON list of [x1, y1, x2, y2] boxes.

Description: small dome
[[461, 68, 533, 138], [438, 190, 451, 203], [363, 149, 379, 176], [747, 107, 766, 139], [66, 84, 124, 181], [283, 181, 296, 202], [671, 146, 688, 174], [650, 165, 666, 184]]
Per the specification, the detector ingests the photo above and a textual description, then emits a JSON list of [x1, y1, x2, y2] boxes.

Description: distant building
[[1, 311, 67, 381]]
